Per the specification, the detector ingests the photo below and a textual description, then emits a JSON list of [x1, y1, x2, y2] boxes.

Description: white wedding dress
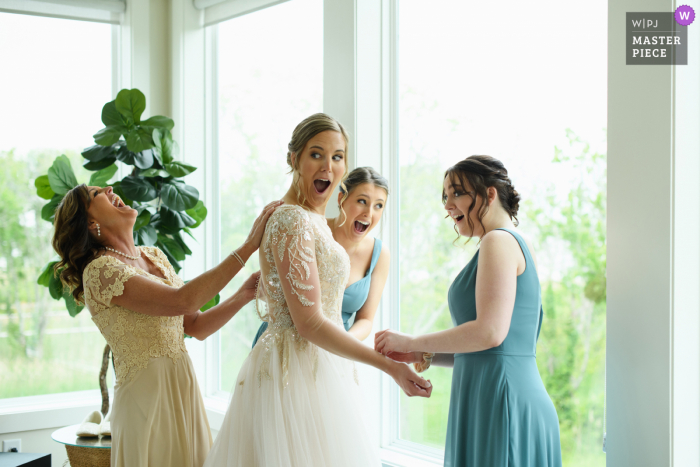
[[204, 205, 380, 466]]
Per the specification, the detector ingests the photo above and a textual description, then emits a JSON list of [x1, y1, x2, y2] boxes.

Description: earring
[[96, 224, 101, 237]]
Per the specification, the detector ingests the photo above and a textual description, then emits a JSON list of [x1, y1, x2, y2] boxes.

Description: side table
[[51, 424, 110, 467]]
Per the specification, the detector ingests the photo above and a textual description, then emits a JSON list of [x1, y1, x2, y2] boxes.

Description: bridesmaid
[[51, 184, 281, 467], [252, 166, 390, 345], [375, 155, 562, 467]]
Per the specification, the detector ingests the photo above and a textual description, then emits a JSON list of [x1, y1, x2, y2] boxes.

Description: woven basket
[[65, 444, 111, 467]]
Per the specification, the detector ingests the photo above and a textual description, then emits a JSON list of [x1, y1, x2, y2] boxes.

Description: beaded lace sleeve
[[265, 207, 317, 308], [83, 256, 141, 313]]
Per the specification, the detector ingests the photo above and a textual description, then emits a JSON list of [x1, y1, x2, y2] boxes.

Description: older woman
[[52, 186, 281, 467], [252, 166, 390, 346], [204, 114, 430, 467]]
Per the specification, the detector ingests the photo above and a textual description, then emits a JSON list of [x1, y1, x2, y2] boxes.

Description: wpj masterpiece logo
[[626, 6, 694, 65]]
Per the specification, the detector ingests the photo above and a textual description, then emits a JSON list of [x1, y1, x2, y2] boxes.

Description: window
[[212, 0, 323, 393], [0, 13, 113, 398], [396, 1, 607, 465]]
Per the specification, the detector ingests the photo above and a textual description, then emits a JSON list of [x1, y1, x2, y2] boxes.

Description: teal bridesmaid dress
[[444, 228, 562, 467], [252, 239, 383, 347]]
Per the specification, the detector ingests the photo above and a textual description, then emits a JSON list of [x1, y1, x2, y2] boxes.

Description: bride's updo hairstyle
[[337, 166, 389, 226], [286, 113, 350, 209], [52, 184, 106, 303], [443, 155, 520, 241]]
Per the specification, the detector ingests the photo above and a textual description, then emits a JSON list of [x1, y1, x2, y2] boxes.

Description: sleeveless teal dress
[[252, 239, 383, 347], [444, 228, 562, 467]]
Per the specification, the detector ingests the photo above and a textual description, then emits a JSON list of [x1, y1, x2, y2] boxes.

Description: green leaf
[[151, 129, 164, 166], [82, 144, 116, 162], [48, 272, 64, 300], [89, 164, 118, 187], [126, 128, 154, 153], [112, 181, 133, 207], [120, 176, 157, 202], [63, 290, 83, 317], [200, 293, 220, 312], [139, 168, 170, 178], [115, 143, 137, 165], [134, 224, 157, 246], [133, 209, 152, 231], [157, 234, 186, 261], [159, 205, 197, 229], [172, 231, 192, 256], [185, 200, 207, 229], [101, 100, 127, 127], [133, 148, 155, 169], [160, 131, 175, 164], [35, 175, 55, 200], [161, 180, 199, 211], [93, 125, 127, 146], [115, 88, 146, 124], [164, 161, 197, 178], [37, 261, 58, 287], [141, 116, 174, 131], [84, 157, 117, 171], [48, 155, 78, 195], [41, 195, 62, 222]]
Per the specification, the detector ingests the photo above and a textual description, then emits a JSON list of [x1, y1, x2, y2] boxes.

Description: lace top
[[255, 205, 351, 386], [83, 246, 188, 388]]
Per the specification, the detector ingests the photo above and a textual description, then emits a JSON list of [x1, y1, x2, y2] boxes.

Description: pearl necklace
[[105, 246, 141, 260]]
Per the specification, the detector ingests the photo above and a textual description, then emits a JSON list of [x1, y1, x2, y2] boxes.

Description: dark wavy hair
[[52, 184, 106, 303], [442, 155, 520, 242], [338, 166, 389, 226]]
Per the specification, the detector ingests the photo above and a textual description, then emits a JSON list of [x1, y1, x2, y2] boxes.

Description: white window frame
[[0, 6, 123, 433]]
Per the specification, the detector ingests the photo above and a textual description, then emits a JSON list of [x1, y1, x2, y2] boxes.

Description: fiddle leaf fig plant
[[35, 88, 216, 317]]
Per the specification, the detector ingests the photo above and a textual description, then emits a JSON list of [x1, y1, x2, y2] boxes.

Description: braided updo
[[443, 155, 520, 240]]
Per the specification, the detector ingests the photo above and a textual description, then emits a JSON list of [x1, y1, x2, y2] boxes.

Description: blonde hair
[[337, 166, 389, 226], [287, 113, 350, 210]]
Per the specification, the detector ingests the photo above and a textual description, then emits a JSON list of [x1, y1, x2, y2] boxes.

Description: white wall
[[607, 0, 700, 466], [0, 428, 69, 467]]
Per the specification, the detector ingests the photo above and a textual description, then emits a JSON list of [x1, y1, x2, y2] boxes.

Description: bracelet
[[230, 249, 245, 268], [413, 352, 434, 373]]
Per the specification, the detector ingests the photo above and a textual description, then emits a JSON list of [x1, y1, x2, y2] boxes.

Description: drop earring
[[97, 224, 101, 237]]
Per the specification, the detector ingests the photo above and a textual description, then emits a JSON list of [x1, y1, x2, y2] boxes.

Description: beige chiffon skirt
[[110, 353, 212, 467]]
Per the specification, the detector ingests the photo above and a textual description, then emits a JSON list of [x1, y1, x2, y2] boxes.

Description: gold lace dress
[[204, 205, 380, 466], [83, 246, 212, 467]]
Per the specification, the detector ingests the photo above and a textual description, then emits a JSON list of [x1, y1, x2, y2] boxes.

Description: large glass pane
[[216, 0, 323, 392], [397, 2, 607, 466], [0, 13, 113, 398]]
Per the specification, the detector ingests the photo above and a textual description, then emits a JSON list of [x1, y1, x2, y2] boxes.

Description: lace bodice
[[83, 246, 188, 388], [255, 205, 351, 386]]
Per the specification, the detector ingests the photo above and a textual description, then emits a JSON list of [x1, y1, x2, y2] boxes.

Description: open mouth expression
[[353, 219, 369, 234], [313, 178, 332, 195], [110, 193, 127, 209]]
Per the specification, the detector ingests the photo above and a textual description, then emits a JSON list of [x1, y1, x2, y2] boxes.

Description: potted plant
[[35, 89, 217, 416]]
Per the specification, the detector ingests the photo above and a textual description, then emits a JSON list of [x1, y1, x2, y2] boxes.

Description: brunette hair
[[52, 184, 106, 303], [286, 113, 350, 209], [443, 155, 520, 241], [338, 167, 389, 225]]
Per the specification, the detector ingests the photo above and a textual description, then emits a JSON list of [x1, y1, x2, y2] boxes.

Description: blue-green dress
[[445, 228, 562, 467], [252, 239, 383, 347]]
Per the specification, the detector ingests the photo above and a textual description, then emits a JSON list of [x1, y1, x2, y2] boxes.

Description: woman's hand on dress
[[388, 360, 432, 398], [242, 200, 284, 253], [234, 271, 260, 304], [386, 351, 424, 364], [374, 329, 414, 355]]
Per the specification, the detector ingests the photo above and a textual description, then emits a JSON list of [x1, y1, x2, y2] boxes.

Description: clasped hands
[[375, 329, 433, 398]]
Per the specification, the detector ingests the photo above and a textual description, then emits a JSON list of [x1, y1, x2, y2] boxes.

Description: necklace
[[105, 246, 141, 260]]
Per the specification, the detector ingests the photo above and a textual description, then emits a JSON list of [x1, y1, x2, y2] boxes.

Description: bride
[[204, 113, 431, 466]]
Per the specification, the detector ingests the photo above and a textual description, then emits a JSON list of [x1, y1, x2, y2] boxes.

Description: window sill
[[0, 390, 103, 434]]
